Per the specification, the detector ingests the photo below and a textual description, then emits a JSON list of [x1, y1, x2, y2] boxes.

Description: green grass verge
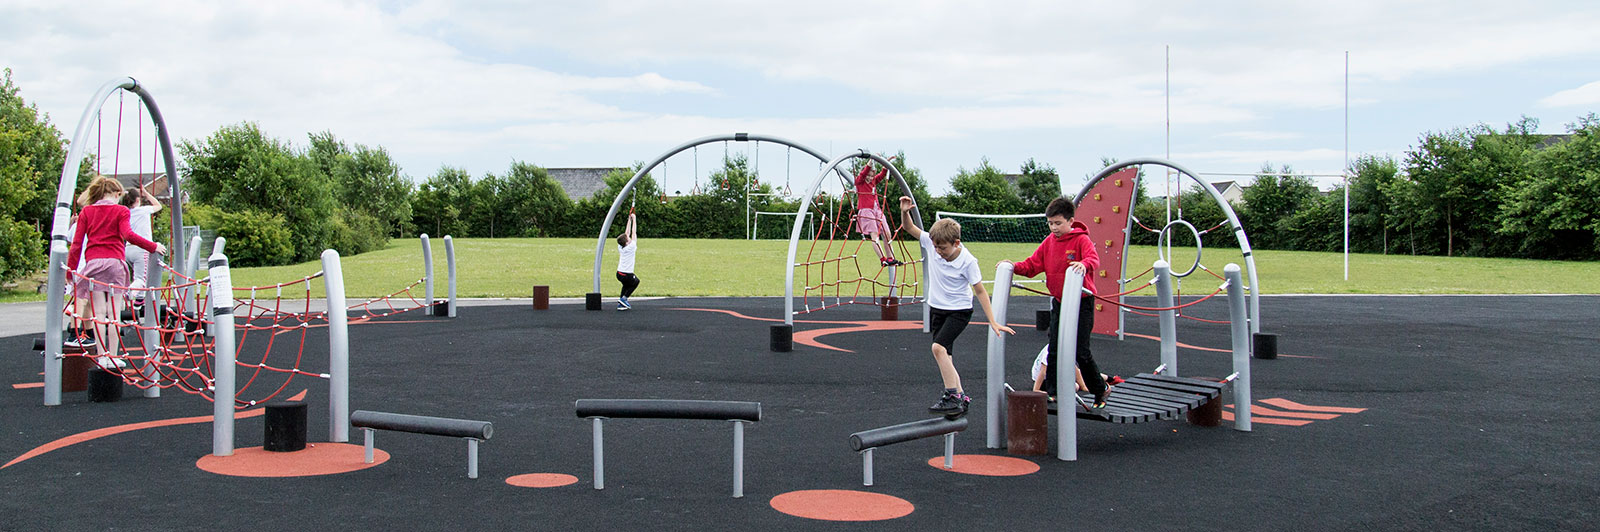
[[3, 237, 1596, 302]]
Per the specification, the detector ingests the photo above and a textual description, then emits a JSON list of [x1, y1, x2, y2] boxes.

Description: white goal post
[[753, 211, 814, 240]]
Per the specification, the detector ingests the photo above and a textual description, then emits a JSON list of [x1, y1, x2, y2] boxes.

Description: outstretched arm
[[972, 282, 1016, 337], [627, 212, 637, 241], [898, 196, 921, 240]]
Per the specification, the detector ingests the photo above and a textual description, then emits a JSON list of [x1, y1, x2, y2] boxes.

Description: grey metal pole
[[1057, 268, 1085, 461], [140, 253, 161, 398], [943, 432, 955, 469], [467, 439, 480, 479], [322, 250, 349, 443], [1154, 261, 1177, 376], [183, 234, 201, 312], [986, 261, 1014, 449], [209, 246, 237, 457], [732, 421, 745, 498], [592, 418, 605, 489], [861, 448, 874, 486], [42, 239, 66, 406], [444, 236, 457, 318], [363, 428, 375, 463], [1225, 264, 1253, 432], [420, 234, 433, 315]]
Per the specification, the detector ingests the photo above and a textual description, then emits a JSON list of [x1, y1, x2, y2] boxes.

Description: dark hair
[[1045, 196, 1076, 219], [617, 234, 629, 247]]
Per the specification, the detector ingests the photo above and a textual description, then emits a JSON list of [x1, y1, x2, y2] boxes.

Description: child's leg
[[929, 309, 971, 392], [91, 291, 119, 358], [931, 343, 961, 393], [1042, 298, 1061, 395], [1074, 296, 1107, 396]]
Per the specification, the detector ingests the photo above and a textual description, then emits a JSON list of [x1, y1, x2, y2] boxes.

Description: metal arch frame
[[1077, 157, 1261, 334], [783, 151, 926, 327], [41, 77, 184, 406], [590, 133, 848, 292]]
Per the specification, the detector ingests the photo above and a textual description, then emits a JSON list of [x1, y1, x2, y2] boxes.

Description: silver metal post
[[140, 254, 161, 398], [1154, 260, 1178, 376], [592, 418, 605, 490], [1057, 268, 1085, 461], [42, 240, 66, 406], [444, 235, 457, 317], [467, 438, 480, 479], [209, 244, 237, 457], [986, 261, 1014, 449], [363, 428, 375, 463], [732, 421, 745, 498], [420, 234, 434, 315], [862, 448, 874, 487], [322, 250, 349, 443], [943, 433, 955, 469], [1225, 264, 1253, 432]]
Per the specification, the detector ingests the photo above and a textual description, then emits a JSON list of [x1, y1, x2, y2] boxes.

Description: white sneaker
[[94, 356, 128, 371]]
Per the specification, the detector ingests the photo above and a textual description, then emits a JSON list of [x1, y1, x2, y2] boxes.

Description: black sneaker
[[929, 391, 963, 415], [1093, 389, 1111, 410], [954, 393, 972, 417], [64, 331, 96, 350]]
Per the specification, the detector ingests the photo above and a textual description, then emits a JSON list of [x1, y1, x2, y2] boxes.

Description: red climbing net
[[795, 160, 922, 315]]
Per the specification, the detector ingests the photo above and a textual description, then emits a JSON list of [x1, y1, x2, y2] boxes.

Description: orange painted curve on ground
[[769, 489, 914, 521], [2, 389, 308, 470]]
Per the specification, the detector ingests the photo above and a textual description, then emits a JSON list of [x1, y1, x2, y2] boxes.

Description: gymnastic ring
[[1157, 219, 1202, 278]]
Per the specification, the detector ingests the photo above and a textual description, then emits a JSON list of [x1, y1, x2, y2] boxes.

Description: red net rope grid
[[59, 260, 434, 408], [795, 163, 922, 315]]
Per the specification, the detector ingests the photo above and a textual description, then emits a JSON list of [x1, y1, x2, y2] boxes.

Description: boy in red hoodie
[[1003, 196, 1109, 408]]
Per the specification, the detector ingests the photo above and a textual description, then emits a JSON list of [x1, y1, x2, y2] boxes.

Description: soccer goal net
[[934, 211, 1049, 243], [753, 211, 814, 240]]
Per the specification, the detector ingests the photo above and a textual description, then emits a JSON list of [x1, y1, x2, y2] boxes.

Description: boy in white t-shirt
[[899, 196, 1015, 417], [615, 211, 640, 310], [121, 184, 161, 300]]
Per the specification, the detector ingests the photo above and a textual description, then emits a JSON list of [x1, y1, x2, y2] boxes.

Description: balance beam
[[575, 399, 761, 498], [849, 416, 968, 486], [350, 410, 493, 479]]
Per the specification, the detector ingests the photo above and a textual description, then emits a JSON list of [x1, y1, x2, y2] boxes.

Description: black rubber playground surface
[[2, 294, 1596, 530]]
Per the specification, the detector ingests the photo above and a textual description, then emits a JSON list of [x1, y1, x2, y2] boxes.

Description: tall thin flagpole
[[1165, 45, 1172, 226], [1344, 51, 1350, 281]]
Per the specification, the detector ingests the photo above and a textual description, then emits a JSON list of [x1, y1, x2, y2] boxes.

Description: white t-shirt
[[617, 240, 637, 273], [125, 205, 157, 256], [919, 232, 982, 311]]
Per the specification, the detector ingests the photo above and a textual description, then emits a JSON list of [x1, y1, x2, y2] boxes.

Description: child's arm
[[970, 281, 1015, 337], [898, 196, 922, 240], [627, 212, 637, 241], [143, 187, 162, 213]]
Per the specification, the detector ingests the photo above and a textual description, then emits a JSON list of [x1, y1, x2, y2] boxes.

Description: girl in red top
[[853, 163, 901, 266], [68, 176, 167, 364], [1003, 196, 1111, 408]]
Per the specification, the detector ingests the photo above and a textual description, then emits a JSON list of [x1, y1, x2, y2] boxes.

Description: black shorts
[[928, 308, 973, 353]]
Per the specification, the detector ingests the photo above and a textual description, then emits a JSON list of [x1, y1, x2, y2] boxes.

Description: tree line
[[4, 67, 1597, 285]]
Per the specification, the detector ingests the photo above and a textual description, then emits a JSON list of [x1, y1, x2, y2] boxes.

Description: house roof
[[548, 167, 628, 200]]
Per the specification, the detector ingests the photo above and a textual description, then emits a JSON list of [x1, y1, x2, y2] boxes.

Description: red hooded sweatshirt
[[1011, 220, 1098, 300], [69, 200, 160, 272]]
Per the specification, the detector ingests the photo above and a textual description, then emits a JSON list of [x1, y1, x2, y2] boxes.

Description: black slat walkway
[[1046, 373, 1226, 424]]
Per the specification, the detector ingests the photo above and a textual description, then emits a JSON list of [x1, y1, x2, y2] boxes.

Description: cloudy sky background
[[4, 1, 1599, 197]]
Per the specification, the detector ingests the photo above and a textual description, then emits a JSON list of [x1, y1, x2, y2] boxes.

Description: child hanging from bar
[[615, 209, 640, 311], [900, 196, 1014, 417], [855, 163, 901, 267], [68, 176, 167, 369]]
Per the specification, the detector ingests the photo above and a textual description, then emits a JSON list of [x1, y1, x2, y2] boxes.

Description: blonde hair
[[80, 175, 124, 205], [928, 218, 962, 245]]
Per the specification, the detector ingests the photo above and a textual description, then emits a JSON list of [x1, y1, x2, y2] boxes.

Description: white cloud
[[1539, 80, 1600, 108]]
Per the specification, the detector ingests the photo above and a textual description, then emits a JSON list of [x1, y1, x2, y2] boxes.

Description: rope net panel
[[934, 212, 1049, 243], [59, 261, 431, 408], [795, 162, 922, 315]]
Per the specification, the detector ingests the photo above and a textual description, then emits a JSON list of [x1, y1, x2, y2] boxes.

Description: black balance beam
[[574, 399, 761, 422], [350, 410, 493, 439], [850, 416, 968, 451]]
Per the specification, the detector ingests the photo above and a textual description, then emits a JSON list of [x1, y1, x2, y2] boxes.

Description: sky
[[4, 1, 1599, 198]]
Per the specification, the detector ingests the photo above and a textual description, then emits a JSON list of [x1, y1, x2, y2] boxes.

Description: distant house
[[548, 167, 628, 201], [107, 172, 186, 203], [1209, 180, 1246, 204]]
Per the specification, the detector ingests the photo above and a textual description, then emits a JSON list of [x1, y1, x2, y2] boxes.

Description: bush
[[184, 204, 294, 267], [328, 208, 389, 256]]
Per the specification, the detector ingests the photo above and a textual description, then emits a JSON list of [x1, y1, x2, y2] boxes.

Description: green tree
[[1496, 114, 1600, 259], [1281, 186, 1344, 252], [1348, 155, 1400, 254], [946, 158, 1024, 215], [411, 166, 474, 239], [497, 161, 572, 237], [1015, 158, 1061, 213], [0, 69, 94, 284], [308, 131, 414, 237], [1239, 164, 1318, 250], [179, 122, 335, 262]]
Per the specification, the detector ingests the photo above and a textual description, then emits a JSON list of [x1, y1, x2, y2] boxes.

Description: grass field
[[4, 236, 1597, 302]]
